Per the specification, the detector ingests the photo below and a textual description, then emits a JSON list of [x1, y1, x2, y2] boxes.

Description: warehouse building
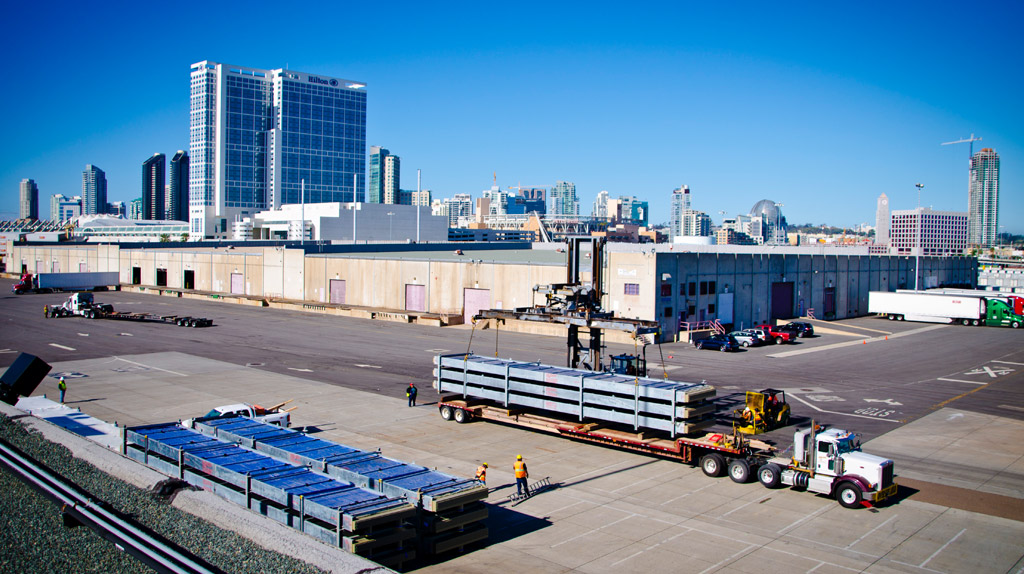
[[7, 242, 975, 341]]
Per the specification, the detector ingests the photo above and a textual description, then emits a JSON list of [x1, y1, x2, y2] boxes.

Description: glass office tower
[[189, 61, 366, 239]]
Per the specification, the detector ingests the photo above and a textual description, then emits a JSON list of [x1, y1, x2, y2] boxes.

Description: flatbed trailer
[[90, 310, 214, 327], [437, 396, 898, 508], [45, 292, 213, 327]]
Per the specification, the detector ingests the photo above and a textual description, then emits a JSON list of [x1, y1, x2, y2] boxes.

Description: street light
[[914, 183, 924, 290], [387, 212, 395, 241]]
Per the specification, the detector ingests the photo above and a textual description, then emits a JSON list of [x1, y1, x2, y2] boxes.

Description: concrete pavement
[[15, 351, 1024, 574]]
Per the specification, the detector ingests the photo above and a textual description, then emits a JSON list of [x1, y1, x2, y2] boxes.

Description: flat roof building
[[890, 207, 967, 257]]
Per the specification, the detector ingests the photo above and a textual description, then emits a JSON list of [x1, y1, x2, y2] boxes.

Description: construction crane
[[941, 133, 982, 157]]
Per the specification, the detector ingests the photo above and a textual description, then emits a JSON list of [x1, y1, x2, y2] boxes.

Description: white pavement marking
[[786, 393, 901, 423], [0, 349, 16, 354], [767, 324, 947, 358], [659, 482, 715, 506], [992, 360, 1024, 366], [610, 528, 693, 567], [49, 343, 76, 351], [920, 528, 966, 569], [936, 378, 988, 385], [354, 364, 382, 369], [845, 514, 897, 549], [776, 500, 834, 535], [550, 513, 635, 548], [999, 404, 1024, 413], [698, 544, 758, 574], [118, 333, 134, 336], [425, 349, 449, 353], [112, 356, 187, 377], [77, 333, 89, 337], [288, 368, 314, 372]]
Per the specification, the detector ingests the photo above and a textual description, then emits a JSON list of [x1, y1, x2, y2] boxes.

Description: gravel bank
[[0, 414, 329, 574]]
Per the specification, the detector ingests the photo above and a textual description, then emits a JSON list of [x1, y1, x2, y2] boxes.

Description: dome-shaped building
[[750, 199, 787, 244]]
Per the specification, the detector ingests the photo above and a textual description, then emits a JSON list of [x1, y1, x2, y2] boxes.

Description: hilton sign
[[308, 76, 340, 87]]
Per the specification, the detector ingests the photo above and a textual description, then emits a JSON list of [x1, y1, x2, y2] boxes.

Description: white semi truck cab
[[757, 425, 897, 508]]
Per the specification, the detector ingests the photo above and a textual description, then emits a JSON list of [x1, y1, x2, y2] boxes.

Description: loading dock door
[[406, 284, 426, 312], [230, 273, 244, 295], [463, 288, 491, 324], [770, 281, 794, 320], [183, 270, 195, 290], [132, 267, 141, 285], [329, 279, 346, 304]]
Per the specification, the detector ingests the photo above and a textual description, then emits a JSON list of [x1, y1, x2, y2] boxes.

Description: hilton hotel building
[[189, 61, 367, 239]]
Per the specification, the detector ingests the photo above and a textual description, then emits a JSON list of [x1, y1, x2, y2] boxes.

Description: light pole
[[387, 212, 395, 241], [914, 183, 924, 290]]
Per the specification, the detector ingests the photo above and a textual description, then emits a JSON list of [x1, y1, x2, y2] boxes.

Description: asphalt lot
[[3, 278, 1023, 442], [2, 278, 1024, 573]]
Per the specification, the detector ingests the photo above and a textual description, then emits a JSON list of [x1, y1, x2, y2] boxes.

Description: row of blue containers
[[193, 416, 488, 514], [124, 422, 416, 567]]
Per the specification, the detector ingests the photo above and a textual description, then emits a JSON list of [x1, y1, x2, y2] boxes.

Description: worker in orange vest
[[513, 455, 529, 496], [475, 462, 488, 484]]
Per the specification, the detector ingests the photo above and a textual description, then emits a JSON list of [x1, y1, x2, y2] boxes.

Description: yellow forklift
[[734, 389, 790, 434]]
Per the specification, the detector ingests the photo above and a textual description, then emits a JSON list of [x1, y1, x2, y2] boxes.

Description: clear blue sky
[[2, 2, 1021, 232]]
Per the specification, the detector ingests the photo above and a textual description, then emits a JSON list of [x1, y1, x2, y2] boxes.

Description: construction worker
[[475, 462, 488, 484], [44, 305, 49, 317], [58, 377, 67, 404], [513, 455, 529, 497], [406, 383, 418, 407]]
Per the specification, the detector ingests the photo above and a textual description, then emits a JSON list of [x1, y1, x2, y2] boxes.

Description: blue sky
[[2, 2, 1021, 232]]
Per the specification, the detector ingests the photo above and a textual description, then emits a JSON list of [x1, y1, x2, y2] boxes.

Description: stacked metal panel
[[191, 417, 489, 558], [124, 423, 415, 568], [433, 353, 716, 436]]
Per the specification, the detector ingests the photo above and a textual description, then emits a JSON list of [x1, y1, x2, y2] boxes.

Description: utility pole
[[914, 183, 924, 290]]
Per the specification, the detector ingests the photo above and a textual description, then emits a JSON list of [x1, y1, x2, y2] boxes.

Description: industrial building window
[[624, 283, 640, 295], [700, 281, 708, 295], [688, 282, 696, 296], [660, 284, 672, 297], [708, 281, 716, 294], [708, 304, 716, 314], [664, 307, 673, 318]]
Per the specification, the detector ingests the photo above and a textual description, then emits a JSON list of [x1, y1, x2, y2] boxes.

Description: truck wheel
[[728, 459, 751, 483], [971, 319, 980, 326], [453, 408, 469, 424], [961, 318, 971, 326], [700, 453, 726, 477], [1012, 321, 1021, 329], [887, 314, 895, 321], [440, 405, 453, 421], [775, 337, 785, 345], [836, 482, 863, 509], [777, 411, 790, 427], [758, 463, 782, 488]]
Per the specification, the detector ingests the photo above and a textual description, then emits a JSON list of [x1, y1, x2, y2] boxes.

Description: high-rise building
[[482, 186, 508, 215], [442, 194, 474, 227], [593, 190, 610, 218], [142, 153, 166, 220], [890, 208, 967, 257], [129, 198, 143, 220], [20, 179, 38, 220], [968, 148, 999, 246], [51, 194, 83, 222], [168, 151, 189, 222], [875, 193, 890, 245], [189, 61, 367, 238], [670, 185, 690, 238], [368, 146, 389, 203], [383, 154, 400, 204], [82, 165, 107, 215], [549, 181, 578, 216]]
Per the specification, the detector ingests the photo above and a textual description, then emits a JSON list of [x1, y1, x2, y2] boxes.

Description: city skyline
[[1, 3, 1021, 232]]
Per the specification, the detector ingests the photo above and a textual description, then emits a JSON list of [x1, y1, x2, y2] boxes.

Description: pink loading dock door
[[230, 273, 244, 295], [406, 284, 426, 312], [329, 279, 346, 304], [463, 288, 491, 324]]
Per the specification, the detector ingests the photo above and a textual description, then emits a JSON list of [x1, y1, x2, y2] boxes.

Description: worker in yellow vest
[[475, 462, 488, 484], [513, 455, 529, 496]]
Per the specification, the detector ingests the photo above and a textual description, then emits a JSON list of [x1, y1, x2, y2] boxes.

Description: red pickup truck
[[756, 324, 794, 344]]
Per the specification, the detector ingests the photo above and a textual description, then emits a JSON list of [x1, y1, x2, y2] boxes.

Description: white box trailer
[[868, 291, 985, 324]]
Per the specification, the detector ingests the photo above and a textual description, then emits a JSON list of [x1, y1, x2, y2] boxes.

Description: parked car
[[695, 334, 740, 352], [782, 321, 815, 337], [746, 327, 774, 344], [756, 324, 795, 344], [728, 330, 764, 347]]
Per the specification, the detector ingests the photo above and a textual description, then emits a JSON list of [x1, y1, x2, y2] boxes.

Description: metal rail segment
[[0, 438, 224, 574]]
